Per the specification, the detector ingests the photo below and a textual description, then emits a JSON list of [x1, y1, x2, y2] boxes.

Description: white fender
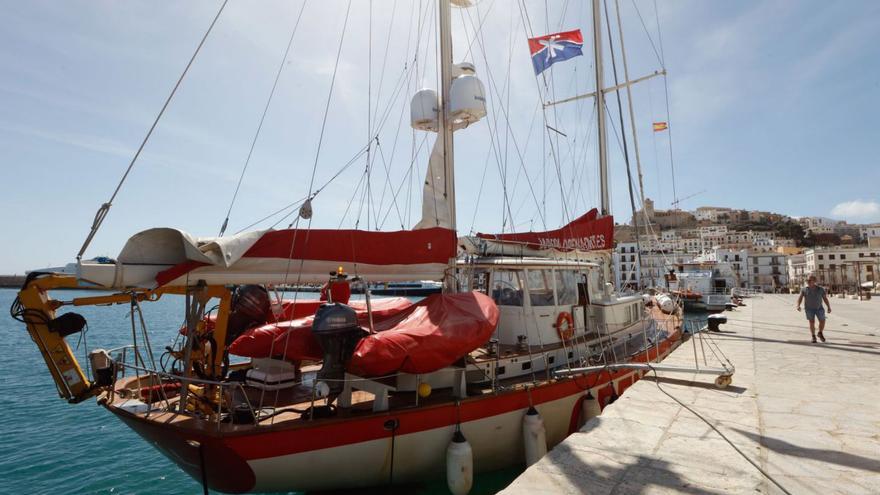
[[582, 390, 601, 421], [446, 429, 473, 495], [655, 294, 676, 314], [522, 407, 548, 467]]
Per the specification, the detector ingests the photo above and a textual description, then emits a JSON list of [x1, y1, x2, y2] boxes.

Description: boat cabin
[[457, 256, 651, 383]]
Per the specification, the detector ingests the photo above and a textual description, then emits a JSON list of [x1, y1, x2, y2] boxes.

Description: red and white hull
[[111, 334, 680, 493]]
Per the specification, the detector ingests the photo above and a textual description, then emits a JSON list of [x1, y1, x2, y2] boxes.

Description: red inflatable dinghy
[[230, 292, 499, 377]]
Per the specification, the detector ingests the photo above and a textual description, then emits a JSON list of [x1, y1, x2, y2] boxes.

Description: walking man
[[796, 275, 832, 343]]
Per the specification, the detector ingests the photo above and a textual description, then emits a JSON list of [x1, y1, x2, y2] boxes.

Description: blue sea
[[0, 288, 518, 495]]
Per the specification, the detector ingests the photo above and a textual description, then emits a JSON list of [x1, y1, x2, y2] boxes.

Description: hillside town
[[613, 199, 880, 295]]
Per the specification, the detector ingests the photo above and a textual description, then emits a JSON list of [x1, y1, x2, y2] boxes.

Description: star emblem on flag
[[528, 29, 584, 76]]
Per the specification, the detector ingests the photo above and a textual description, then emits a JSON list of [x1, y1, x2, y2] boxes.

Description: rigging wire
[[302, 0, 353, 208], [232, 141, 370, 234], [465, 3, 521, 235], [629, 0, 663, 66], [602, 0, 642, 270], [653, 0, 679, 207], [75, 0, 228, 260], [219, 0, 308, 237], [466, 3, 546, 231]]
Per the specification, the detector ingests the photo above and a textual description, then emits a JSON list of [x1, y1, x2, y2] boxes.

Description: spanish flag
[[653, 122, 668, 132]]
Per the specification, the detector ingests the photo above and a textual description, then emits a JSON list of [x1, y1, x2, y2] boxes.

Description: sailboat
[[11, 1, 682, 493]]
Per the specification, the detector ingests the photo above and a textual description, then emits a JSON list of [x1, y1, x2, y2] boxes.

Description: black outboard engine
[[312, 302, 366, 399], [226, 285, 271, 345]]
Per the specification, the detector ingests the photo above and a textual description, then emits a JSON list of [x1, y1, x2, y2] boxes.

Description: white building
[[694, 206, 733, 222], [860, 225, 880, 241], [613, 241, 698, 290], [698, 225, 728, 236], [800, 217, 836, 235], [787, 254, 807, 290], [613, 242, 640, 290], [804, 246, 880, 291], [748, 252, 788, 291]]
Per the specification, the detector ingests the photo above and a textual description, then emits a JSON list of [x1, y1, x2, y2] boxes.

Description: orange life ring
[[555, 311, 575, 340]]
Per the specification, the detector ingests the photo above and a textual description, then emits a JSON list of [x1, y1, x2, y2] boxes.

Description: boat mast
[[592, 0, 610, 217], [438, 0, 457, 290]]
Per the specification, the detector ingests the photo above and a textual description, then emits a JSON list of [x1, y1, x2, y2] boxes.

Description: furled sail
[[473, 208, 613, 252], [414, 133, 453, 230], [76, 226, 457, 288]]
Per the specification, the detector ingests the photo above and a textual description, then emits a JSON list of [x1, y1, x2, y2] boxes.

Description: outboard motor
[[312, 303, 366, 399], [89, 348, 115, 387], [226, 285, 271, 344]]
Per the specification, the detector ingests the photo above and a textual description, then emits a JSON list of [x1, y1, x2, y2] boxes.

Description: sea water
[[0, 289, 518, 494]]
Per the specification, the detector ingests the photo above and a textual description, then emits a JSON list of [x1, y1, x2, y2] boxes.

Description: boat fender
[[446, 429, 473, 495], [582, 390, 601, 420], [522, 407, 547, 467], [48, 312, 87, 338], [655, 294, 675, 315], [606, 383, 620, 406], [555, 312, 575, 340]]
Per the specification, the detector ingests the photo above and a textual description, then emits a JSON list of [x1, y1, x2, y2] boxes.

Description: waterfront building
[[804, 246, 880, 292], [787, 254, 807, 290], [748, 252, 788, 292]]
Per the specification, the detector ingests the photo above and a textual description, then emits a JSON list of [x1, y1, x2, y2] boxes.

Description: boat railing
[[100, 306, 683, 429], [730, 287, 763, 298], [105, 345, 484, 428], [106, 345, 261, 430]]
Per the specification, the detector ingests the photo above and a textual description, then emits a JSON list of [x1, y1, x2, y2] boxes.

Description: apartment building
[[787, 254, 807, 290], [748, 252, 788, 291], [613, 242, 640, 290], [860, 225, 880, 241], [804, 246, 880, 291]]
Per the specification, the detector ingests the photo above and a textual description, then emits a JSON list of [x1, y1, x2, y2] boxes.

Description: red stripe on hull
[[112, 330, 681, 493]]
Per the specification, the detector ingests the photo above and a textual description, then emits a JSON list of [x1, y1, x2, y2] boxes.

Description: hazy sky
[[1, 0, 878, 273]]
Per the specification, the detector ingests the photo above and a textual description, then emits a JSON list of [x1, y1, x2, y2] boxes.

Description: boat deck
[[501, 293, 880, 494]]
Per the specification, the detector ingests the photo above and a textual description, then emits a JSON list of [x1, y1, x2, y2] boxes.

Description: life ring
[[555, 312, 575, 340]]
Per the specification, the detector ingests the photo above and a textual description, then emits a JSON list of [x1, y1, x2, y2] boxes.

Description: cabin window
[[469, 271, 489, 295], [554, 270, 579, 306], [491, 270, 524, 306], [526, 269, 555, 306]]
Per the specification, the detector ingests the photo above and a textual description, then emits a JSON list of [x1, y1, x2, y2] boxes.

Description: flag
[[653, 122, 668, 132], [528, 29, 584, 76]]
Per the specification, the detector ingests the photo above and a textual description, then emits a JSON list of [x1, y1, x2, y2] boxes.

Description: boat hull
[[109, 333, 680, 493]]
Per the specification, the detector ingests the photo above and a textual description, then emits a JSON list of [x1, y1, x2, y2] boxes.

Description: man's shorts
[[805, 307, 826, 321]]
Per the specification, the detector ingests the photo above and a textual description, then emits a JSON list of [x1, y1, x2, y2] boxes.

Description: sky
[[0, 0, 878, 274]]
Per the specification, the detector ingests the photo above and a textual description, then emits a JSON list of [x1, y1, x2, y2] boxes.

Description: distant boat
[[368, 280, 443, 296]]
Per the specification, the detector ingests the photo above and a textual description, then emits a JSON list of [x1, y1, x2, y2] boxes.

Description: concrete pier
[[502, 294, 880, 494]]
